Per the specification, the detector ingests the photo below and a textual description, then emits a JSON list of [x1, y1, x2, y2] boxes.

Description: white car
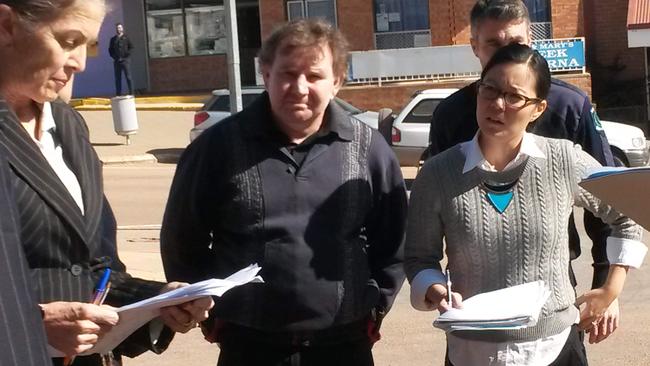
[[386, 88, 649, 167], [190, 87, 379, 141]]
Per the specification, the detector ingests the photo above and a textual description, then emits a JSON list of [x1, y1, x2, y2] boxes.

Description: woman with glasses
[[404, 43, 646, 365]]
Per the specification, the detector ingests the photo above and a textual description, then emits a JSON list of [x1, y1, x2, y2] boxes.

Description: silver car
[[190, 87, 379, 141]]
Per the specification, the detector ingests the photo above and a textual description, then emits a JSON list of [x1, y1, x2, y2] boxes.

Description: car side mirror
[[378, 108, 394, 145]]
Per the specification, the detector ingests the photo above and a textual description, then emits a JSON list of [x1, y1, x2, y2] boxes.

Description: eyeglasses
[[476, 81, 542, 109]]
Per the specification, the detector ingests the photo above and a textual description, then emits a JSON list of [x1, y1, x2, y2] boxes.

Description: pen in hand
[[63, 268, 112, 366], [446, 269, 453, 308], [92, 268, 112, 305]]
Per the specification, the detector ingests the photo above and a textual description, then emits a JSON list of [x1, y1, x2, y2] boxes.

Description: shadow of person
[[147, 148, 184, 164], [302, 178, 406, 322], [92, 142, 123, 147]]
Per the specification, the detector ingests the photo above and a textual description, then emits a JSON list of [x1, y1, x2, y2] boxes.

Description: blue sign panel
[[532, 39, 585, 71]]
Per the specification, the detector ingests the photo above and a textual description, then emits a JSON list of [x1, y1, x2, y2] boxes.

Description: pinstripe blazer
[[0, 99, 172, 365], [0, 144, 51, 365]]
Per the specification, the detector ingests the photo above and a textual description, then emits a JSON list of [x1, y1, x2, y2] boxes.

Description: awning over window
[[628, 0, 650, 47]]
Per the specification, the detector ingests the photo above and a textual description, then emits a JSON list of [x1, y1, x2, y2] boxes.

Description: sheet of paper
[[580, 166, 650, 229], [77, 264, 263, 356], [434, 281, 550, 332]]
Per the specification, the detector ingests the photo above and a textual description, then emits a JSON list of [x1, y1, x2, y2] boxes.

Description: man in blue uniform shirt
[[425, 0, 616, 345]]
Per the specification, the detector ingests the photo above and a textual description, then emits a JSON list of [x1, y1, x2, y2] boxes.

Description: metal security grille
[[374, 30, 431, 50], [531, 22, 552, 40]]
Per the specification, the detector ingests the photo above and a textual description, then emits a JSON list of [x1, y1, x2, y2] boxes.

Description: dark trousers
[[444, 325, 588, 366], [215, 321, 374, 366], [113, 60, 133, 96], [217, 338, 374, 366], [548, 326, 588, 366]]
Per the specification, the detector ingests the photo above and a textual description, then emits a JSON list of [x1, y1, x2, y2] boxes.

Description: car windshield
[[207, 92, 262, 112]]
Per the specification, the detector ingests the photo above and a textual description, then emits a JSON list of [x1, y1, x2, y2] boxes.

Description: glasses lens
[[504, 93, 527, 108], [479, 83, 500, 100]]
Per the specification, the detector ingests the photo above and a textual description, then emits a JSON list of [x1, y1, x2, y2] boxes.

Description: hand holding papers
[[433, 281, 550, 332], [579, 166, 650, 229], [84, 264, 264, 355]]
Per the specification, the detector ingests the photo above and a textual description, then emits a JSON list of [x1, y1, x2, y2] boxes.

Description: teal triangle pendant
[[486, 191, 513, 214]]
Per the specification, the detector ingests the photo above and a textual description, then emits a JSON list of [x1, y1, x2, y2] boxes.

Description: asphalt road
[[104, 163, 650, 366]]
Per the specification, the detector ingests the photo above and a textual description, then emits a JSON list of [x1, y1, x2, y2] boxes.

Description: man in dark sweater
[[161, 19, 407, 366], [108, 23, 134, 95], [426, 0, 617, 345]]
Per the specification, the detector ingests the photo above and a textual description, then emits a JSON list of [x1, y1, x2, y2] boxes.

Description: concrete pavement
[[80, 109, 194, 165]]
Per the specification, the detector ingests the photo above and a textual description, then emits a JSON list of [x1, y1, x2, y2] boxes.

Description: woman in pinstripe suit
[[0, 145, 52, 365], [0, 1, 213, 364]]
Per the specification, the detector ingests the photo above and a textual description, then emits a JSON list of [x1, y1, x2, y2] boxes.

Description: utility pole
[[225, 0, 242, 113]]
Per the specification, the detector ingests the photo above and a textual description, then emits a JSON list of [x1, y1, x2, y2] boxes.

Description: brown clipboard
[[579, 167, 650, 230]]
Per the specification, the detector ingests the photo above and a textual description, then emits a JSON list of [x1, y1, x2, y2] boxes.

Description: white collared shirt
[[32, 102, 85, 214], [460, 131, 546, 174]]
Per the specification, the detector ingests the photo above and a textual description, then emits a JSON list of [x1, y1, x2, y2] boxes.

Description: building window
[[523, 0, 552, 39], [186, 2, 227, 56], [373, 0, 430, 49], [286, 0, 337, 26], [146, 0, 227, 58], [146, 0, 186, 58]]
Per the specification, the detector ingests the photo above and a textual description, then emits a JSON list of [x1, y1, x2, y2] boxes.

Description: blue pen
[[92, 268, 111, 304], [64, 268, 113, 366]]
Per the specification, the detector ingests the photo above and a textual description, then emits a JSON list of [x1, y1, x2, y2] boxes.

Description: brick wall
[[337, 1, 375, 50], [551, 0, 584, 38], [148, 55, 228, 94], [450, 0, 475, 44], [429, 0, 587, 45], [429, 0, 451, 45], [585, 0, 646, 113], [259, 1, 374, 51], [338, 73, 593, 113], [259, 0, 284, 41]]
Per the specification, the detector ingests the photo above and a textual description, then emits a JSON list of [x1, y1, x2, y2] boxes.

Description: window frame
[[144, 0, 230, 59], [286, 0, 338, 26], [185, 4, 227, 56]]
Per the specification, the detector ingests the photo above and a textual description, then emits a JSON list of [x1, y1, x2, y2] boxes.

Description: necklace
[[481, 178, 518, 214]]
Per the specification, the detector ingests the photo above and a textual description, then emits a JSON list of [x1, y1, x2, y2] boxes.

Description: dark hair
[[258, 18, 350, 79], [0, 0, 106, 25], [470, 0, 530, 37], [481, 43, 551, 99]]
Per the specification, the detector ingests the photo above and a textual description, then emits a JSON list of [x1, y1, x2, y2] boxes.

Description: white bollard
[[110, 96, 138, 145]]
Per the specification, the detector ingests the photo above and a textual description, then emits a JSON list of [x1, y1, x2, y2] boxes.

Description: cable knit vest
[[427, 137, 590, 342]]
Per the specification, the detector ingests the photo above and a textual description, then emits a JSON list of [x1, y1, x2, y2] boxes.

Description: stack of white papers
[[65, 264, 263, 356], [434, 281, 550, 332]]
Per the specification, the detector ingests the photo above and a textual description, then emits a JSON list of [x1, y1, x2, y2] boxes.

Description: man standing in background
[[109, 23, 134, 96]]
